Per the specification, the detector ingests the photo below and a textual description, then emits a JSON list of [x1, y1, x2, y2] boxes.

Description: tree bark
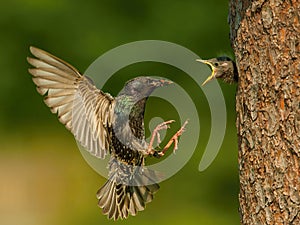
[[229, 0, 300, 224]]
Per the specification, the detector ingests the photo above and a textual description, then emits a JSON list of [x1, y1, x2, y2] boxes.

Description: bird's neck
[[222, 61, 238, 84], [114, 95, 148, 142], [115, 95, 147, 114]]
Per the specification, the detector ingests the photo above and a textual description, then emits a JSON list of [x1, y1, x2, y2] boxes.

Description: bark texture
[[229, 0, 300, 224]]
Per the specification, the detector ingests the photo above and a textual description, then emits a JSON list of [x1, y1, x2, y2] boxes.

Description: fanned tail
[[96, 158, 160, 220], [96, 179, 159, 220]]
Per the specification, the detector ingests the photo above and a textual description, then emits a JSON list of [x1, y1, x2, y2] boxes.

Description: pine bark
[[229, 0, 300, 224]]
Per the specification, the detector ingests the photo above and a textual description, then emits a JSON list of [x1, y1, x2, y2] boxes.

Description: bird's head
[[120, 76, 173, 99], [197, 56, 236, 85]]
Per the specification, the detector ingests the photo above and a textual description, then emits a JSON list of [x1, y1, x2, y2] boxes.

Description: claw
[[148, 120, 188, 158], [163, 120, 188, 154], [147, 120, 176, 154]]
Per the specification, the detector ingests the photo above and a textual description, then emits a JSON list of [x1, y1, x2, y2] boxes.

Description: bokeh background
[[0, 0, 239, 225]]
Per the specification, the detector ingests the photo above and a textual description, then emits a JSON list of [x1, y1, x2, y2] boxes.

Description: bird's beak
[[152, 78, 173, 87], [196, 59, 216, 86]]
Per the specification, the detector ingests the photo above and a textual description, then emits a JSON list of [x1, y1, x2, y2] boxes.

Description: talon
[[147, 120, 188, 158], [161, 120, 188, 155], [147, 120, 176, 153]]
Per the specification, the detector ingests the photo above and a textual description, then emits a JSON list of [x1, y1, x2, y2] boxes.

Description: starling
[[27, 46, 188, 220], [197, 56, 238, 85]]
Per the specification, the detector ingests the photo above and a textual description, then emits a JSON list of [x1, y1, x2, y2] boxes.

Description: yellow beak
[[196, 59, 216, 86]]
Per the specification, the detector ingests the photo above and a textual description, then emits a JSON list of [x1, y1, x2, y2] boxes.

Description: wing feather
[[27, 46, 115, 158]]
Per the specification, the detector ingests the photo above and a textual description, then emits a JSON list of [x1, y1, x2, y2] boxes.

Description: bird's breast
[[110, 130, 145, 166]]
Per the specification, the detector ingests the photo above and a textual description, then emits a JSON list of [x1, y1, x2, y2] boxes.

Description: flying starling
[[27, 46, 188, 220], [197, 56, 238, 85]]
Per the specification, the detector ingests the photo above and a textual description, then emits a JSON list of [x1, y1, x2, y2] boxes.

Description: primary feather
[[28, 46, 114, 158]]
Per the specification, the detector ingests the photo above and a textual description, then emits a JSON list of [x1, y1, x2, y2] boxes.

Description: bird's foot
[[160, 120, 188, 156], [147, 120, 175, 155], [147, 120, 188, 158]]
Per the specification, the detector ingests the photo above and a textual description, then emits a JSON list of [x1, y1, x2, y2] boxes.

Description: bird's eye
[[214, 62, 219, 66]]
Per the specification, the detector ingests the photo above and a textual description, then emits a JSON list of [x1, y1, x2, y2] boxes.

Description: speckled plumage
[[27, 47, 176, 220]]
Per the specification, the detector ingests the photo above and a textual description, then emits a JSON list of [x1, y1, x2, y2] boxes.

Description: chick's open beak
[[196, 59, 216, 86]]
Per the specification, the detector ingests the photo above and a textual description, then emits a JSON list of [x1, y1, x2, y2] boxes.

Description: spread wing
[[27, 46, 115, 158]]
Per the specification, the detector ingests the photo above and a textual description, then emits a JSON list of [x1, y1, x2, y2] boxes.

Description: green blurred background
[[0, 0, 239, 224]]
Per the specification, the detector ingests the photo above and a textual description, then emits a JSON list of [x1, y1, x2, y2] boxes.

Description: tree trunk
[[229, 0, 300, 224]]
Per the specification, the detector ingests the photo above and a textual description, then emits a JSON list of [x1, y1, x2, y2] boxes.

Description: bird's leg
[[147, 120, 175, 156], [147, 120, 188, 158], [158, 120, 188, 157]]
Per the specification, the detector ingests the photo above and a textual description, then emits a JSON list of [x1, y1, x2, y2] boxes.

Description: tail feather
[[132, 186, 145, 210], [96, 179, 159, 220]]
